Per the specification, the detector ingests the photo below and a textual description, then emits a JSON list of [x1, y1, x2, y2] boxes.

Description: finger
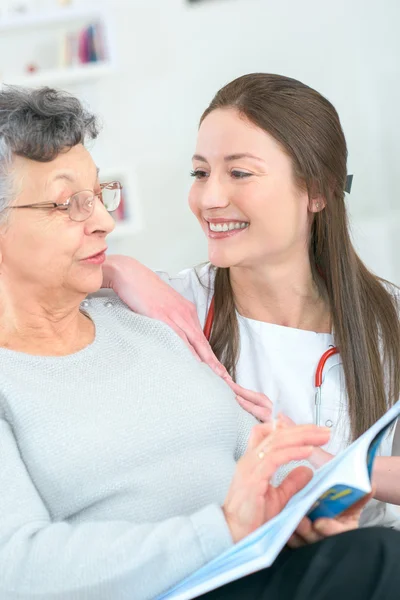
[[164, 297, 202, 331], [221, 371, 234, 384], [308, 446, 334, 469], [180, 316, 230, 378], [163, 319, 203, 363], [246, 422, 329, 455], [252, 447, 315, 480], [246, 423, 274, 451], [330, 494, 371, 531], [273, 414, 291, 430], [189, 334, 228, 378], [277, 413, 296, 427], [273, 466, 314, 506], [166, 307, 229, 378], [287, 532, 306, 549], [229, 383, 273, 410], [254, 424, 331, 456], [313, 517, 356, 537], [294, 516, 324, 544], [184, 344, 202, 362], [236, 396, 272, 422]]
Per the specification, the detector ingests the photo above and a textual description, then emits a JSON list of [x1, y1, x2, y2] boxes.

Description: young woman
[[103, 73, 400, 528]]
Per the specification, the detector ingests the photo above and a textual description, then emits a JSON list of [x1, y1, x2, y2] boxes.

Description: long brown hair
[[201, 73, 400, 441]]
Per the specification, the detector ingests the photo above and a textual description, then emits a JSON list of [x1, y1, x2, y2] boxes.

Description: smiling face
[[0, 144, 115, 301], [188, 108, 315, 269]]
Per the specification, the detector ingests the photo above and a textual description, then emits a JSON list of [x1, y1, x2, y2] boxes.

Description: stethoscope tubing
[[203, 295, 339, 426]]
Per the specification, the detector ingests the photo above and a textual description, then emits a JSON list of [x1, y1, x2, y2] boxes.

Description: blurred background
[[0, 0, 399, 280]]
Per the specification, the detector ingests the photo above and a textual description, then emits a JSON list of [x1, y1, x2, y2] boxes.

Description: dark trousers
[[198, 527, 400, 600]]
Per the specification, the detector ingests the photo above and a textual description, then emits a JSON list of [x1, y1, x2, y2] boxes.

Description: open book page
[[158, 400, 400, 600]]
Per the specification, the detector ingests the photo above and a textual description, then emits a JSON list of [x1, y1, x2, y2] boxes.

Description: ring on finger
[[258, 448, 267, 460]]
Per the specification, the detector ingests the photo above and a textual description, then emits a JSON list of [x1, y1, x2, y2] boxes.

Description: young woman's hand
[[103, 255, 274, 416], [103, 255, 227, 376], [223, 422, 331, 543], [287, 492, 373, 548], [235, 388, 273, 422]]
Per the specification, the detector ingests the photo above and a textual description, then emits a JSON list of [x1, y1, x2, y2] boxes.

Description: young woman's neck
[[229, 254, 331, 333], [0, 280, 93, 355]]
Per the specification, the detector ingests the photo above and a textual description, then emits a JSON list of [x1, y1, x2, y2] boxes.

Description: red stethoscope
[[203, 296, 339, 426]]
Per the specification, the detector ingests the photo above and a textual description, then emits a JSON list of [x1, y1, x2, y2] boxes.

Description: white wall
[[3, 0, 400, 280]]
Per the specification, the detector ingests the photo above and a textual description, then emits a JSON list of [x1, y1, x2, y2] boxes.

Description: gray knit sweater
[[0, 296, 258, 600]]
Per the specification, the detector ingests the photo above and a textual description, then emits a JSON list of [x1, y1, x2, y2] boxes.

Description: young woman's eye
[[231, 170, 252, 179], [190, 170, 208, 180]]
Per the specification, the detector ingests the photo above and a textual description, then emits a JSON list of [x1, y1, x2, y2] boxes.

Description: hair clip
[[345, 174, 353, 194]]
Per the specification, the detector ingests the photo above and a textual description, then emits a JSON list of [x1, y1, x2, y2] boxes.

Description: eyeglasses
[[8, 181, 122, 222]]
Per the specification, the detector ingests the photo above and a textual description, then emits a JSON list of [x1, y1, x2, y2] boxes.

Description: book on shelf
[[60, 21, 107, 68]]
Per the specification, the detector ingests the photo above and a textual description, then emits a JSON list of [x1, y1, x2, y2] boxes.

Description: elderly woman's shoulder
[[85, 292, 192, 356], [86, 290, 157, 325]]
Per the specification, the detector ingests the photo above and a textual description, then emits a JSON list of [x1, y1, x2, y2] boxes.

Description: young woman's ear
[[310, 197, 326, 213]]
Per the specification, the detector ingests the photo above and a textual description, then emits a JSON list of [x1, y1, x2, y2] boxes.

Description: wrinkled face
[[189, 108, 316, 269], [0, 144, 115, 299]]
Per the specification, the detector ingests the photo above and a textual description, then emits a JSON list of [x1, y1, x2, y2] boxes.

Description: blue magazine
[[158, 401, 400, 600]]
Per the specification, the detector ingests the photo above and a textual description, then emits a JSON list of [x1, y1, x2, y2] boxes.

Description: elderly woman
[[0, 86, 399, 600]]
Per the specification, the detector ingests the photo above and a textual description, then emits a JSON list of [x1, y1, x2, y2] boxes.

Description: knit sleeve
[[0, 416, 233, 600], [234, 405, 257, 460]]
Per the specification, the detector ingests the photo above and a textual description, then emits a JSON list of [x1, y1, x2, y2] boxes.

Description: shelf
[[0, 5, 105, 33], [1, 61, 113, 87]]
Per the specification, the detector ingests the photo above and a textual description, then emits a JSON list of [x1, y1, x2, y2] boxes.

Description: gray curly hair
[[0, 86, 99, 221]]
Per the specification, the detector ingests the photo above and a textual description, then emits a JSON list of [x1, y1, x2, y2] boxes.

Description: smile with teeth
[[209, 221, 249, 232]]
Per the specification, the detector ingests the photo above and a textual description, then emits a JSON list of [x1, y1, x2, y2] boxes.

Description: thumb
[[275, 466, 314, 508]]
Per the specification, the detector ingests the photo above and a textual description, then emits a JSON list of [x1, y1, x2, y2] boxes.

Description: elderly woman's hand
[[277, 413, 335, 467], [287, 492, 373, 549], [222, 421, 331, 543]]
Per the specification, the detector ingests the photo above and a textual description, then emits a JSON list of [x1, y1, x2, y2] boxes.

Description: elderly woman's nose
[[87, 197, 115, 234]]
